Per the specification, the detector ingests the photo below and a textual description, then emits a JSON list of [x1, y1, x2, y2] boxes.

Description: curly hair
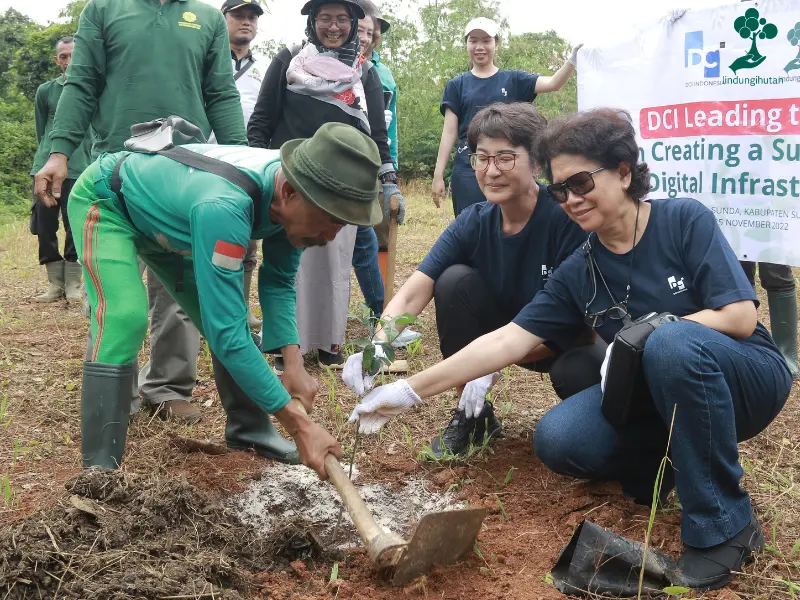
[[535, 108, 651, 202], [467, 102, 547, 170]]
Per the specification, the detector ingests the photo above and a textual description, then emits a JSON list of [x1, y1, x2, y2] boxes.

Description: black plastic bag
[[552, 520, 678, 597]]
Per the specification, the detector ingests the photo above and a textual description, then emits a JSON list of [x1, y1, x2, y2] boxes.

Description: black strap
[[110, 154, 132, 222], [233, 58, 254, 81], [158, 146, 262, 229]]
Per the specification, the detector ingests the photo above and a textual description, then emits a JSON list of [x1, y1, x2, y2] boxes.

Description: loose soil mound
[[0, 469, 303, 599]]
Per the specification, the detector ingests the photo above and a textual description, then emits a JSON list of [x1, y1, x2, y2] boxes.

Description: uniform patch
[[212, 240, 246, 270]]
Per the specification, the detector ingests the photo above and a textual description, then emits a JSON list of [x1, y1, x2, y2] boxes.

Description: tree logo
[[786, 22, 800, 74], [729, 8, 778, 73]]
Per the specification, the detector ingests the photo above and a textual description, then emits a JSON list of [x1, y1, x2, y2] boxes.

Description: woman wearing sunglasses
[[344, 102, 601, 459], [431, 17, 581, 217], [349, 108, 791, 590]]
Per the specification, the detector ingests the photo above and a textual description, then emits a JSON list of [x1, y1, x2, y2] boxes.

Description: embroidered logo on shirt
[[180, 12, 201, 29], [668, 275, 687, 295], [541, 264, 553, 279], [501, 87, 508, 96], [212, 240, 246, 271]]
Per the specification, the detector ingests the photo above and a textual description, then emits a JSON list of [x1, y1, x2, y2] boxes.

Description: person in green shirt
[[34, 0, 250, 426], [70, 122, 383, 476], [30, 36, 92, 303]]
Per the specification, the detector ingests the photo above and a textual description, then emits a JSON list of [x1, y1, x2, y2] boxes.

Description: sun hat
[[464, 17, 499, 40], [280, 122, 382, 227]]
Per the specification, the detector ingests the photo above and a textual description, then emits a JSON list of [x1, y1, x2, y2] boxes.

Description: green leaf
[[65, 382, 76, 391], [349, 338, 372, 349], [363, 344, 375, 374], [394, 313, 418, 326], [379, 343, 396, 364], [663, 586, 690, 595], [329, 562, 339, 582]]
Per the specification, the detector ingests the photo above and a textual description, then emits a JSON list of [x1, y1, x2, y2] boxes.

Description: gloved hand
[[384, 109, 393, 130], [381, 182, 406, 225], [568, 43, 584, 67], [600, 342, 613, 393], [342, 344, 386, 396], [457, 372, 500, 418], [348, 380, 422, 434]]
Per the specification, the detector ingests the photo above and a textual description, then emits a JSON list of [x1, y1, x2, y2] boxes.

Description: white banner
[[578, 1, 800, 265]]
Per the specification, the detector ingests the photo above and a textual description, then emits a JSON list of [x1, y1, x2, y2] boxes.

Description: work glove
[[600, 342, 613, 393], [381, 182, 406, 225], [568, 43, 584, 67], [457, 372, 500, 419], [384, 109, 393, 130], [342, 345, 386, 396], [348, 380, 422, 434]]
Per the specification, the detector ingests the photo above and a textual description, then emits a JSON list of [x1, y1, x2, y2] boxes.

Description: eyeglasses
[[547, 167, 605, 204], [316, 15, 352, 27], [469, 152, 519, 172], [582, 236, 632, 328]]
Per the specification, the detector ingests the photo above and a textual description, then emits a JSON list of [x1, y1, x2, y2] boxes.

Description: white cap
[[464, 17, 499, 40]]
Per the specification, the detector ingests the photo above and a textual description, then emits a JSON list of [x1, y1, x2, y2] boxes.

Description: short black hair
[[467, 102, 547, 169], [535, 108, 651, 202], [55, 36, 74, 51]]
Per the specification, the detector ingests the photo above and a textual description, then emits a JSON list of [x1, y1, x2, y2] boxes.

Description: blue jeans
[[352, 225, 384, 318], [534, 320, 790, 548]]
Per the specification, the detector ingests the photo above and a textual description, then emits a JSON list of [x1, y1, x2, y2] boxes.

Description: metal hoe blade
[[392, 508, 487, 586]]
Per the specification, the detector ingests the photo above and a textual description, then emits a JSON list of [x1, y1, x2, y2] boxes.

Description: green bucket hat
[[280, 122, 382, 227]]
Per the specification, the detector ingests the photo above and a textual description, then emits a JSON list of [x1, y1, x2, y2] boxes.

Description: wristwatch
[[378, 171, 397, 185]]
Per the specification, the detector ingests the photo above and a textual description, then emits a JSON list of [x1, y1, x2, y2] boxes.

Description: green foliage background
[[0, 0, 576, 215]]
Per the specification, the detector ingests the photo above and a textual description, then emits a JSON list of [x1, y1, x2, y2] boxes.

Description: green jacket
[[31, 76, 92, 178], [50, 0, 247, 160], [371, 50, 398, 169], [95, 145, 301, 414]]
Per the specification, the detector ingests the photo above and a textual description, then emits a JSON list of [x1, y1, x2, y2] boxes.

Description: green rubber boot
[[767, 289, 799, 379], [81, 362, 134, 469], [211, 353, 300, 464]]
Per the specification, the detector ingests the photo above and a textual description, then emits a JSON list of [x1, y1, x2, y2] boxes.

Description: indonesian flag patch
[[212, 240, 246, 271]]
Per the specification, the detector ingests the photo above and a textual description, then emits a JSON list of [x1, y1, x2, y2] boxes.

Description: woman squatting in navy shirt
[[349, 108, 791, 592], [431, 17, 582, 217], [343, 102, 600, 459]]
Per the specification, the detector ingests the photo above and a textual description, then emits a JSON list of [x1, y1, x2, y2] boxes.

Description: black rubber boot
[[211, 353, 300, 464], [676, 514, 764, 591], [767, 289, 799, 378], [81, 362, 135, 469]]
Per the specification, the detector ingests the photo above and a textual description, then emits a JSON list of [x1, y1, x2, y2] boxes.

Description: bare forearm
[[434, 128, 458, 177], [682, 301, 757, 339], [281, 344, 304, 370], [407, 324, 542, 398], [535, 60, 575, 93]]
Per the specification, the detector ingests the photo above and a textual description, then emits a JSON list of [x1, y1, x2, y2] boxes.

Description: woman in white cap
[[432, 17, 582, 216]]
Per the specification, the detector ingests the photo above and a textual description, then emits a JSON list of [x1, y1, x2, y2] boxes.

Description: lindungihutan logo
[[729, 7, 778, 74], [180, 11, 201, 29], [786, 22, 800, 74]]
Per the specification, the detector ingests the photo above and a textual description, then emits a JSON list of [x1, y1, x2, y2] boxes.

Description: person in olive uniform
[[34, 0, 313, 462], [30, 36, 92, 304]]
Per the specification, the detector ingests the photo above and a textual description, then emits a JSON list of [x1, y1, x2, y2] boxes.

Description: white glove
[[457, 372, 500, 419], [342, 345, 386, 396], [600, 342, 613, 393], [348, 380, 422, 434], [568, 43, 584, 67], [384, 109, 393, 129]]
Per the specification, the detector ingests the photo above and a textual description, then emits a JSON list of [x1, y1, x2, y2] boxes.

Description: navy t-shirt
[[513, 197, 777, 351], [440, 70, 538, 172], [419, 184, 587, 322]]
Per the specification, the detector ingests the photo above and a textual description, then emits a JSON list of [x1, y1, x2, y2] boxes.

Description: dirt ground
[[1, 188, 800, 599]]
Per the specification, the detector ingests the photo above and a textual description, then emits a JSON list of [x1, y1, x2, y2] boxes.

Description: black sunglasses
[[547, 167, 605, 204]]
